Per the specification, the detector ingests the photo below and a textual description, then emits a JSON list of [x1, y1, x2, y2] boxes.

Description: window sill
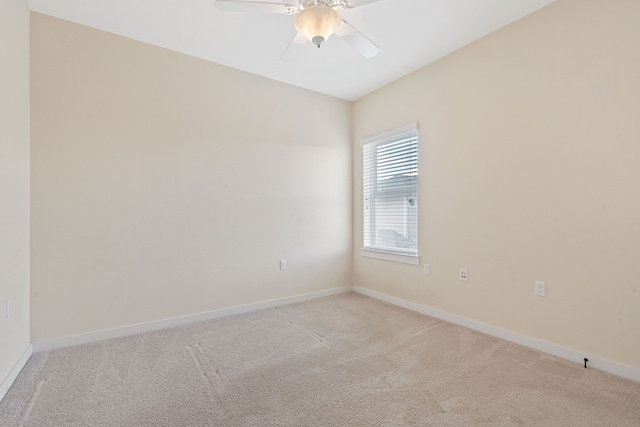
[[360, 249, 420, 265]]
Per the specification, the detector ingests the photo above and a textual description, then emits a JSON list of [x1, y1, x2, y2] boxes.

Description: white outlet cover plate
[[535, 281, 546, 297]]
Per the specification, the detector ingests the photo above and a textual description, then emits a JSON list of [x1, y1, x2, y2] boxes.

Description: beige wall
[[30, 13, 352, 342], [353, 0, 640, 369], [23, 0, 640, 371], [0, 0, 31, 384]]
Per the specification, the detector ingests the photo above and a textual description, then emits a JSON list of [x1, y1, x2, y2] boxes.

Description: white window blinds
[[362, 124, 418, 256]]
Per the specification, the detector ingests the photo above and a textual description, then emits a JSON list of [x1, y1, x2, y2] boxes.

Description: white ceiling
[[27, 0, 556, 101]]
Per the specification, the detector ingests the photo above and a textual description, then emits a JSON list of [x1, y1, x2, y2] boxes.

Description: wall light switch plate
[[280, 259, 287, 270], [6, 299, 12, 319], [424, 264, 430, 275]]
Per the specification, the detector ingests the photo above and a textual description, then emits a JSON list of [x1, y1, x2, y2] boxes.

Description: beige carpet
[[1, 292, 639, 426]]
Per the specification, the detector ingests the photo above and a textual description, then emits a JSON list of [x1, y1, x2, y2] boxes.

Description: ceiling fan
[[214, 0, 382, 60]]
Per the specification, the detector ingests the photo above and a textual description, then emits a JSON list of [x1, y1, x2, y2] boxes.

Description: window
[[361, 123, 418, 264]]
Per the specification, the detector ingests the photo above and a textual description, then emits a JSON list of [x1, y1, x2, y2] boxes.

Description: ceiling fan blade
[[336, 20, 379, 58], [214, 0, 297, 14], [280, 31, 308, 62], [343, 0, 381, 9]]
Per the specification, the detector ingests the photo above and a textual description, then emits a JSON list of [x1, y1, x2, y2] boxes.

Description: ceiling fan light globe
[[294, 6, 341, 47]]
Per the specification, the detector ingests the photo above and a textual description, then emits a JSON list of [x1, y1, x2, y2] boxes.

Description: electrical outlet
[[6, 299, 12, 319], [280, 259, 287, 270], [424, 264, 430, 275], [460, 268, 468, 282], [535, 281, 546, 297]]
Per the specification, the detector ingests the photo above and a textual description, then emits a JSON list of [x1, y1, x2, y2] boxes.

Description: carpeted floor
[[1, 292, 639, 426]]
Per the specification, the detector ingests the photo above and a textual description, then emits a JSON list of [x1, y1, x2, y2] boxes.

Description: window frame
[[360, 123, 419, 265]]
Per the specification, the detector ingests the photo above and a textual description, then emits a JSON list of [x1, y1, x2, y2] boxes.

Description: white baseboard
[[0, 344, 33, 403], [353, 286, 640, 383], [33, 286, 353, 353], [25, 285, 640, 384]]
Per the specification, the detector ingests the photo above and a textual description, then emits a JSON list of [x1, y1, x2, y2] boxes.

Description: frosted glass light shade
[[294, 6, 342, 47]]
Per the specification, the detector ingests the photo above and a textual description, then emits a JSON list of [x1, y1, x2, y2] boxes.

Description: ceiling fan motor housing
[[300, 0, 344, 7]]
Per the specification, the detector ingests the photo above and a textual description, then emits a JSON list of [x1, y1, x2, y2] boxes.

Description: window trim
[[361, 123, 419, 264], [360, 123, 418, 147], [360, 248, 420, 265]]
